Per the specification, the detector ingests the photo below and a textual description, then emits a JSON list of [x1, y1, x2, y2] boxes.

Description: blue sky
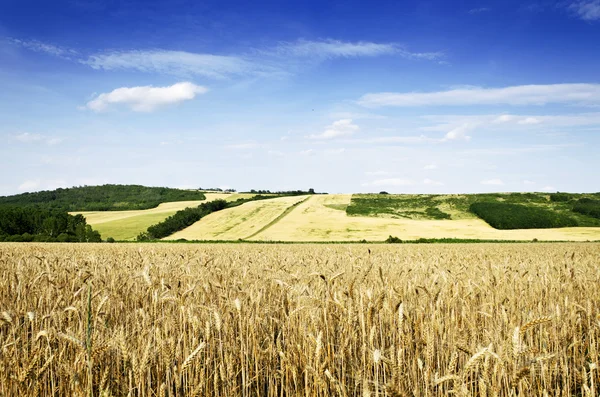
[[1, 0, 599, 195]]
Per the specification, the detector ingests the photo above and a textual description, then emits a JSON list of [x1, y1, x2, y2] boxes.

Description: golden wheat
[[0, 242, 598, 396]]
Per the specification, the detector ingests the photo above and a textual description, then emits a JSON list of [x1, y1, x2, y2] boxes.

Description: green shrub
[[469, 202, 578, 229], [550, 193, 574, 202], [425, 207, 451, 220], [385, 235, 403, 243], [572, 199, 600, 219]]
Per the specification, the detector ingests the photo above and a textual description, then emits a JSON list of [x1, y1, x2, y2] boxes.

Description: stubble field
[[1, 242, 599, 396]]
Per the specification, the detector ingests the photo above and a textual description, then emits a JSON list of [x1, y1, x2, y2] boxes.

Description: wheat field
[[165, 195, 308, 241], [1, 242, 599, 396]]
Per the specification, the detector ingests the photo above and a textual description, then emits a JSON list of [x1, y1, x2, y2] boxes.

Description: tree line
[[0, 184, 206, 211], [0, 206, 101, 242]]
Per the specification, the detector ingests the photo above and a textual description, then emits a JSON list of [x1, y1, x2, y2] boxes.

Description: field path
[[243, 195, 312, 239], [164, 195, 309, 241]]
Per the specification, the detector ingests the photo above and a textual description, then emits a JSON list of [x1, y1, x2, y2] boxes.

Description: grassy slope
[[346, 193, 600, 226], [164, 195, 308, 240], [253, 194, 600, 241]]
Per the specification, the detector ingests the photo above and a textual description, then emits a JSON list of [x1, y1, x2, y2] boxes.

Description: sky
[[0, 0, 599, 195]]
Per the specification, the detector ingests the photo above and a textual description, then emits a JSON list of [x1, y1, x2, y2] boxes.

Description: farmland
[[1, 242, 599, 396], [172, 194, 600, 242], [165, 195, 309, 241], [74, 193, 254, 241]]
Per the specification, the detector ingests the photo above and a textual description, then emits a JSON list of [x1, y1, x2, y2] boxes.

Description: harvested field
[[0, 242, 599, 396]]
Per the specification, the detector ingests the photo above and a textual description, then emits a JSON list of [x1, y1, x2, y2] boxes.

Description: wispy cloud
[[309, 119, 359, 139], [569, 1, 600, 21], [14, 36, 444, 80], [9, 38, 78, 59], [358, 84, 600, 107], [82, 50, 271, 79], [85, 82, 208, 112], [270, 39, 444, 62], [13, 132, 63, 145], [481, 178, 504, 185], [274, 39, 397, 58], [424, 163, 438, 170], [469, 7, 491, 14]]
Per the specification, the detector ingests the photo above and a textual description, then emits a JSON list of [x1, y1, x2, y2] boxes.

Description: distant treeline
[[0, 184, 206, 211], [0, 207, 101, 242], [199, 187, 237, 193], [242, 189, 322, 195], [137, 194, 298, 240], [469, 202, 578, 229]]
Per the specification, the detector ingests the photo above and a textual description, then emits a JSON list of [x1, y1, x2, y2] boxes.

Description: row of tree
[[138, 199, 230, 240], [0, 207, 101, 242], [137, 194, 302, 240]]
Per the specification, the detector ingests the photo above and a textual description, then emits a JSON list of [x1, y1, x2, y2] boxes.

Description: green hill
[[0, 184, 206, 211], [346, 192, 600, 229]]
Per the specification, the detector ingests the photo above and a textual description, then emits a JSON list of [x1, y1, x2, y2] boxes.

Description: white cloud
[[300, 149, 315, 156], [542, 186, 557, 192], [481, 178, 504, 185], [493, 114, 515, 123], [423, 178, 444, 186], [518, 117, 542, 125], [267, 150, 284, 157], [86, 82, 208, 112], [18, 180, 41, 192], [569, 1, 600, 21], [424, 163, 437, 170], [358, 83, 600, 107], [443, 123, 473, 141], [523, 180, 536, 185], [309, 119, 359, 139], [83, 50, 266, 79], [363, 178, 415, 187]]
